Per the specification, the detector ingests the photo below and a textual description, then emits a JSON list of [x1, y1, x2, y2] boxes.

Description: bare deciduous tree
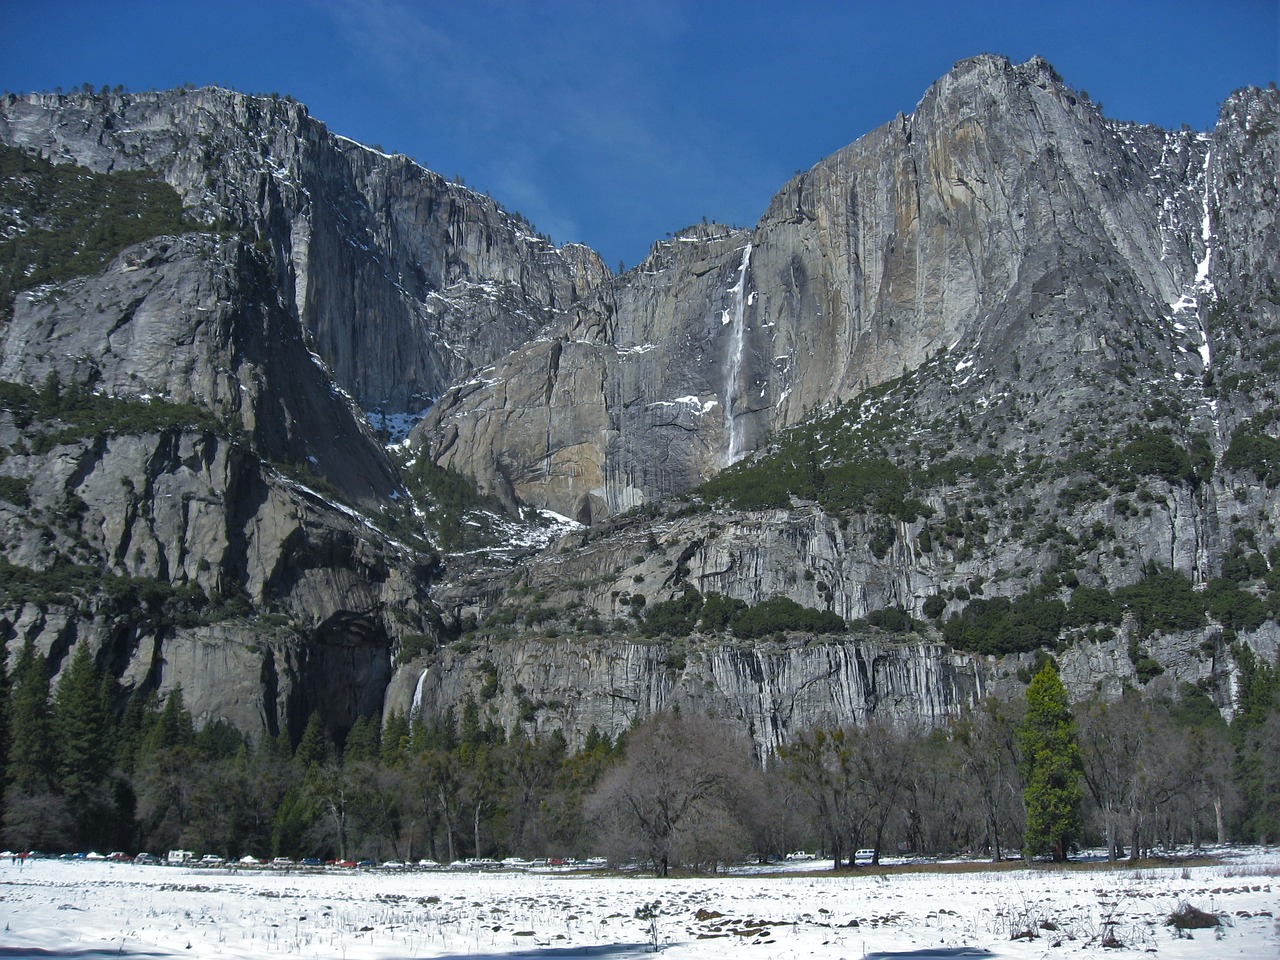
[[585, 711, 752, 875], [950, 697, 1024, 861]]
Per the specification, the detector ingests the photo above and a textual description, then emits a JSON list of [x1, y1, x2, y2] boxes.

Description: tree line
[[591, 658, 1278, 872], [1, 638, 1276, 870]]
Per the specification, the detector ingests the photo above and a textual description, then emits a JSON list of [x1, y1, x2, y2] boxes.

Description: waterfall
[[411, 666, 429, 719], [724, 242, 753, 465]]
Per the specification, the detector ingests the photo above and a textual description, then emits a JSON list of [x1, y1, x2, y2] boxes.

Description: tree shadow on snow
[[863, 950, 996, 960], [0, 950, 170, 960], [463, 947, 654, 959], [0, 944, 656, 960], [405, 947, 653, 960]]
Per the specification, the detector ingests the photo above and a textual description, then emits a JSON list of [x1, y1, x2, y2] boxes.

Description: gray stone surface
[[414, 56, 1240, 520], [1, 58, 1277, 748]]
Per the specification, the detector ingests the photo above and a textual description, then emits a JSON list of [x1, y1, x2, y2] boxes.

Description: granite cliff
[[414, 56, 1237, 521], [1, 57, 1278, 752], [0, 85, 608, 417]]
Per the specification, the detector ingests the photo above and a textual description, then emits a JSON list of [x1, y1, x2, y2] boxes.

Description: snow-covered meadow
[[1, 853, 1276, 960]]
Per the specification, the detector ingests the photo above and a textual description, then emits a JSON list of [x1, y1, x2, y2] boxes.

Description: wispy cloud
[[316, 0, 753, 257]]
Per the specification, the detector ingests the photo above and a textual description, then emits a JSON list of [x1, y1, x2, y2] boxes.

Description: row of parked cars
[[374, 857, 608, 870], [1, 851, 136, 862], [228, 855, 609, 871], [786, 849, 879, 864], [2, 850, 606, 871]]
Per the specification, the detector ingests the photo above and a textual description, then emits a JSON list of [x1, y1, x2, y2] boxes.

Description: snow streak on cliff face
[[1168, 145, 1217, 372]]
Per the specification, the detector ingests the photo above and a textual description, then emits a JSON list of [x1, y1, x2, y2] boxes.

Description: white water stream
[[723, 242, 753, 465]]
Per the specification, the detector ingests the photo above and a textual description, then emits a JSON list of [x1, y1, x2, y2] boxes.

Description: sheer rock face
[[399, 495, 1279, 755], [0, 86, 608, 414], [405, 636, 985, 758], [0, 85, 603, 738], [0, 416, 434, 738], [395, 620, 1279, 758], [1, 60, 1277, 747], [0, 216, 437, 743], [415, 55, 1239, 521], [0, 234, 399, 504], [0, 231, 440, 738]]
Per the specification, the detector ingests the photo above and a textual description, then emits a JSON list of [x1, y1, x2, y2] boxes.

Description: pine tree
[[294, 712, 330, 772], [380, 709, 409, 769], [144, 687, 195, 756], [114, 689, 150, 775], [5, 639, 53, 791], [343, 715, 381, 765], [52, 643, 112, 845], [0, 636, 8, 822], [271, 785, 312, 858], [53, 645, 109, 796], [1230, 646, 1279, 841], [2, 640, 72, 850], [1018, 661, 1084, 861]]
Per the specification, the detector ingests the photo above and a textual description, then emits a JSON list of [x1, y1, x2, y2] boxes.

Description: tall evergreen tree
[[344, 715, 381, 765], [380, 709, 409, 769], [1230, 646, 1280, 842], [2, 640, 72, 849], [142, 687, 195, 757], [52, 643, 112, 845], [294, 712, 330, 772], [0, 636, 8, 826], [114, 689, 150, 775], [1018, 662, 1084, 861], [5, 639, 53, 791], [53, 646, 109, 789], [132, 688, 199, 852]]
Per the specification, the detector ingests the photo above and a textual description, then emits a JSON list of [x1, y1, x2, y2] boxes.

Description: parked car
[[271, 857, 294, 867], [854, 848, 876, 864], [199, 854, 225, 866], [108, 852, 131, 862], [300, 858, 322, 867], [134, 852, 158, 864]]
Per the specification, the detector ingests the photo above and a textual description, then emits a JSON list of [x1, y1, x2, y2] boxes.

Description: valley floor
[[0, 852, 1275, 960]]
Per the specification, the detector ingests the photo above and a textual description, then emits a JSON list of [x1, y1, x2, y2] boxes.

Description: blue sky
[[2, 1, 1276, 269]]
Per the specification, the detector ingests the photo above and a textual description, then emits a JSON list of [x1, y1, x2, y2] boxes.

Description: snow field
[[1, 855, 1276, 960]]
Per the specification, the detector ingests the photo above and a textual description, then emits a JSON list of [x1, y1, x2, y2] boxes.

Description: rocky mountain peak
[[1, 85, 609, 418], [415, 55, 1230, 524], [2, 59, 1278, 755]]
